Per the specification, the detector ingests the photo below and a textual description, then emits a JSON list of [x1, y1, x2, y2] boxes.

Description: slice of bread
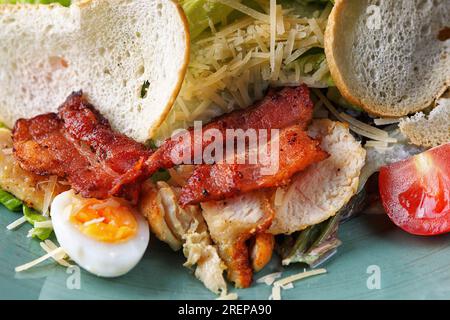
[[325, 0, 450, 117], [0, 0, 189, 142], [399, 98, 450, 147]]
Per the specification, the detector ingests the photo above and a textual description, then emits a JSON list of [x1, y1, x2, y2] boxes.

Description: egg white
[[51, 190, 150, 277]]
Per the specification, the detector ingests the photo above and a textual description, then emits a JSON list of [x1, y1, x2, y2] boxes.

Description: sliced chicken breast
[[201, 192, 274, 288], [139, 181, 227, 294], [269, 119, 366, 234]]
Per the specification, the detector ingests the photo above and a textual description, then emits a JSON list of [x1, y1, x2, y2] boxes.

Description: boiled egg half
[[51, 190, 149, 277]]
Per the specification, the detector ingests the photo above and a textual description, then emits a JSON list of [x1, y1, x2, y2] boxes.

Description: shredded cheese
[[83, 217, 105, 227], [34, 220, 53, 229], [40, 242, 71, 267], [273, 268, 327, 287], [155, 2, 330, 142], [256, 271, 283, 285], [374, 118, 402, 126], [269, 0, 277, 73], [15, 247, 65, 272], [338, 112, 389, 138], [216, 0, 270, 22], [41, 175, 58, 217], [281, 283, 294, 290], [312, 89, 397, 143], [216, 292, 239, 300], [365, 140, 389, 148], [271, 285, 281, 300], [6, 216, 27, 230]]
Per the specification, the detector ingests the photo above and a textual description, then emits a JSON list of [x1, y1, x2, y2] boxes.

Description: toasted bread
[[400, 98, 450, 147], [0, 0, 190, 142], [325, 0, 449, 117]]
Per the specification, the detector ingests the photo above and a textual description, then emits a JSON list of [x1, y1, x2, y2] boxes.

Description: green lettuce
[[23, 206, 53, 240], [0, 189, 23, 212], [286, 48, 333, 85], [0, 189, 53, 240], [287, 48, 326, 75], [278, 212, 342, 267], [278, 191, 367, 267], [0, 0, 70, 5], [180, 0, 236, 39]]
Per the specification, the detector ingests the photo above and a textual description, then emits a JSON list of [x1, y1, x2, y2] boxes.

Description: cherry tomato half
[[379, 143, 450, 235]]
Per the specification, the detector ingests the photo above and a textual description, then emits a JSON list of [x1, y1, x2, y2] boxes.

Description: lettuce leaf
[[0, 189, 23, 212], [23, 205, 53, 240], [180, 0, 236, 39], [278, 213, 342, 267], [0, 190, 52, 240], [0, 0, 70, 5], [278, 190, 367, 267]]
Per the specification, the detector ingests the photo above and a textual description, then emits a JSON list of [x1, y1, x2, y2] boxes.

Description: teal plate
[[1, 205, 450, 300]]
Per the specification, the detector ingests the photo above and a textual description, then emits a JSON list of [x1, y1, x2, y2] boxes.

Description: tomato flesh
[[379, 143, 450, 235]]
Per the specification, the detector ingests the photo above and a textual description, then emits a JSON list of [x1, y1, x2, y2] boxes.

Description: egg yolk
[[70, 199, 138, 243]]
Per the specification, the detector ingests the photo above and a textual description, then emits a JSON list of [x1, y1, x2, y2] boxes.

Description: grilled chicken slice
[[269, 120, 366, 234], [201, 192, 274, 288], [139, 180, 227, 295]]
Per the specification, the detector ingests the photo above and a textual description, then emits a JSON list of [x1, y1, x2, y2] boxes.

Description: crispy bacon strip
[[179, 125, 328, 206], [13, 92, 152, 201], [146, 85, 314, 173]]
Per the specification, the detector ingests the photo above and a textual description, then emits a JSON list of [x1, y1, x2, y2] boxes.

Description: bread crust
[[148, 0, 191, 139], [0, 0, 191, 142], [325, 0, 449, 117], [147, 0, 191, 139]]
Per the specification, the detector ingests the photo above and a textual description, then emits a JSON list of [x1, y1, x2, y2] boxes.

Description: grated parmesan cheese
[[271, 285, 281, 300], [273, 268, 327, 287], [365, 140, 389, 148], [155, 2, 330, 142], [281, 283, 294, 290], [34, 220, 53, 229], [216, 292, 239, 300], [373, 118, 402, 126], [6, 216, 27, 230], [313, 89, 397, 143], [15, 247, 66, 272], [40, 242, 71, 267], [41, 175, 58, 217], [83, 217, 105, 227], [256, 271, 283, 285]]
